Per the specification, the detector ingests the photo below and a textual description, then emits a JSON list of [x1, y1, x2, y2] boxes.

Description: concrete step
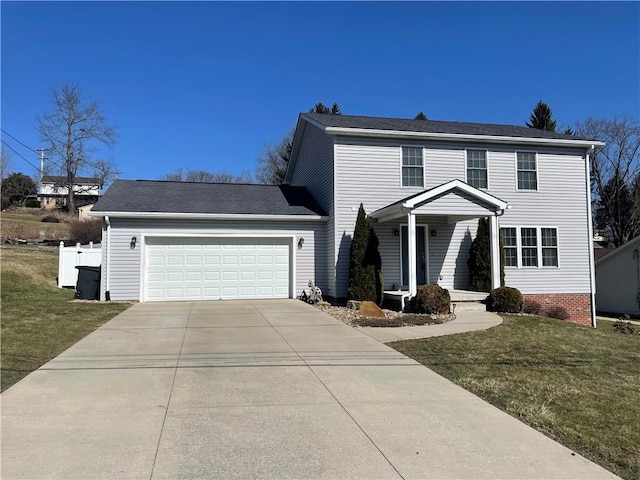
[[451, 301, 487, 313]]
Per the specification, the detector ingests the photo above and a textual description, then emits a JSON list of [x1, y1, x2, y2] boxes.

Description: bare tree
[[37, 84, 117, 214], [161, 168, 252, 183], [0, 146, 11, 180], [256, 102, 343, 185], [255, 129, 294, 185], [576, 116, 640, 246]]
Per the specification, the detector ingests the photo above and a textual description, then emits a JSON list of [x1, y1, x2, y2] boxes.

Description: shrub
[[69, 218, 102, 245], [410, 285, 451, 314], [468, 218, 491, 292], [41, 215, 60, 223], [613, 321, 635, 335], [547, 306, 569, 321], [25, 199, 41, 208], [523, 299, 542, 315], [489, 286, 523, 313], [347, 204, 383, 304]]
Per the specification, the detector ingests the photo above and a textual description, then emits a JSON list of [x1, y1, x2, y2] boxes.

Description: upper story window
[[517, 151, 537, 190], [402, 147, 424, 187], [466, 149, 488, 189]]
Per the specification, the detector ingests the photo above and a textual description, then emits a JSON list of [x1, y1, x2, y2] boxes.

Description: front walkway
[[1, 300, 617, 479], [358, 310, 502, 342]]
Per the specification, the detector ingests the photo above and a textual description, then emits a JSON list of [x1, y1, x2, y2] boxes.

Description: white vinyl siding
[[102, 218, 326, 302], [595, 237, 640, 316], [289, 122, 335, 295], [402, 147, 424, 187], [466, 149, 488, 189], [517, 151, 538, 190], [333, 138, 589, 297]]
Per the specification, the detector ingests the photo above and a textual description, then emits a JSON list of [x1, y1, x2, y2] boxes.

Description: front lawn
[[1, 245, 130, 391], [389, 315, 640, 480]]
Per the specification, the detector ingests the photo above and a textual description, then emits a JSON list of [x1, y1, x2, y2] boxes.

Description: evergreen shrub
[[411, 285, 451, 314], [489, 286, 524, 313]]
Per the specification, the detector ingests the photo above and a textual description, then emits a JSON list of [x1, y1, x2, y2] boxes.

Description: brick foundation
[[523, 293, 592, 326]]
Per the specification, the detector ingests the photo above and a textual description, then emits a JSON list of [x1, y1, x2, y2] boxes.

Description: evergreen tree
[[310, 102, 342, 115], [526, 100, 557, 132], [414, 112, 428, 120], [467, 217, 492, 292], [348, 204, 383, 303], [1, 172, 37, 206]]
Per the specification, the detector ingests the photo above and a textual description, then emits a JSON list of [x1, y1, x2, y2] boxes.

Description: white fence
[[58, 241, 102, 288]]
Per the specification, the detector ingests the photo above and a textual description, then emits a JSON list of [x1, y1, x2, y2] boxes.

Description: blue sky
[[2, 1, 638, 183]]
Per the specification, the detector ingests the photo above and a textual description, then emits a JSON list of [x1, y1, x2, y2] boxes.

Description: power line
[[1, 139, 40, 172], [0, 128, 41, 155]]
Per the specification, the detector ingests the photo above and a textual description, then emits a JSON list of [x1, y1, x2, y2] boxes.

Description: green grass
[[389, 315, 640, 480], [1, 245, 129, 391]]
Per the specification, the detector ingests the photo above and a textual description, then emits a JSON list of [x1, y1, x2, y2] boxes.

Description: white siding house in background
[[595, 236, 640, 317], [39, 176, 101, 209], [92, 113, 602, 326]]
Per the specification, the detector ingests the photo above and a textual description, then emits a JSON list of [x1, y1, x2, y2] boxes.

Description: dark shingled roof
[[304, 113, 592, 142], [42, 175, 101, 185], [92, 180, 327, 216]]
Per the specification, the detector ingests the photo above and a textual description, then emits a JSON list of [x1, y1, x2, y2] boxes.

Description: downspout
[[585, 147, 597, 328], [104, 215, 111, 301]]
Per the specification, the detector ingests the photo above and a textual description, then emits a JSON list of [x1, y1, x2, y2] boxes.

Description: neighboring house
[[39, 176, 101, 209], [90, 113, 603, 326], [77, 204, 95, 221], [595, 236, 640, 317]]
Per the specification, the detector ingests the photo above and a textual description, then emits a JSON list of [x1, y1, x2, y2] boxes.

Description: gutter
[[323, 126, 606, 149], [104, 216, 111, 301], [89, 212, 329, 222]]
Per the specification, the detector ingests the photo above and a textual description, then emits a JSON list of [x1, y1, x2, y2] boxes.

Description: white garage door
[[144, 237, 291, 301]]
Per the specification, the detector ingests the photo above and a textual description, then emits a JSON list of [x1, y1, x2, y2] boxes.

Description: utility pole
[[37, 148, 45, 194]]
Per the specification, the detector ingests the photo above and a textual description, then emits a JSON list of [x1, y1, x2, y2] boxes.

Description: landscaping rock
[[358, 301, 385, 318], [346, 300, 361, 310]]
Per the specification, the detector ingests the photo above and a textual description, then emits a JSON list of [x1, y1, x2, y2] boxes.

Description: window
[[500, 227, 517, 267], [402, 147, 424, 187], [520, 227, 538, 267], [517, 152, 537, 190], [541, 228, 558, 266], [466, 149, 488, 188], [500, 226, 558, 268]]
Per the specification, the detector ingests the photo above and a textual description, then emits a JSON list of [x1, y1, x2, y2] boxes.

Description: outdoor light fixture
[[298, 237, 305, 249], [431, 229, 437, 237], [393, 228, 400, 237], [130, 236, 137, 249]]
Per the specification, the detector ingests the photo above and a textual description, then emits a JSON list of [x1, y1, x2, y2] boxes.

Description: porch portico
[[370, 180, 508, 298]]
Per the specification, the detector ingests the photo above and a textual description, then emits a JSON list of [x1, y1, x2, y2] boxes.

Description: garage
[[144, 236, 292, 301]]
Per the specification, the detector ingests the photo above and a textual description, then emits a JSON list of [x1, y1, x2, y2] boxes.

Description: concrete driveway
[[1, 300, 617, 479]]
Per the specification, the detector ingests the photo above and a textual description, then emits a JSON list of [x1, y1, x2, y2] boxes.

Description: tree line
[[2, 84, 638, 249]]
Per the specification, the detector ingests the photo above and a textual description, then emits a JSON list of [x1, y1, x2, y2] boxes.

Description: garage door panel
[[145, 237, 290, 301]]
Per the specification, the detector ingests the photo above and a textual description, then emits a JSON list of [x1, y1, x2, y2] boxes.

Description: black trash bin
[[75, 266, 101, 300]]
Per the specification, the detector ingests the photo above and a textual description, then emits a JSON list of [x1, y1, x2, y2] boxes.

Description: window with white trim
[[517, 151, 537, 190], [500, 226, 558, 268], [500, 227, 517, 267], [466, 149, 487, 189], [541, 227, 558, 267], [402, 147, 424, 187]]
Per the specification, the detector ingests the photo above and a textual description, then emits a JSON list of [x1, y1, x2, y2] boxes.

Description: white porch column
[[407, 212, 418, 296], [490, 214, 501, 290]]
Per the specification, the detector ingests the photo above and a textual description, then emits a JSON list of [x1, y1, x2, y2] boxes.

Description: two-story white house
[[39, 175, 101, 209], [91, 113, 602, 326]]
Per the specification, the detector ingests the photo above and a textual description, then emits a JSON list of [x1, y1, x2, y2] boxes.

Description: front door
[[401, 225, 427, 287]]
